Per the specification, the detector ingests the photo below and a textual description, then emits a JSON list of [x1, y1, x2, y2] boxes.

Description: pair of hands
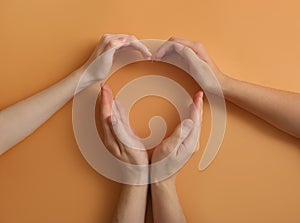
[[79, 34, 222, 183], [78, 34, 228, 94], [100, 83, 203, 184]]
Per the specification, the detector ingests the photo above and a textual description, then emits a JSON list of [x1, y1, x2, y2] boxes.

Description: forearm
[[0, 69, 85, 154], [113, 185, 148, 223], [222, 76, 300, 138], [151, 181, 186, 223], [145, 189, 153, 223]]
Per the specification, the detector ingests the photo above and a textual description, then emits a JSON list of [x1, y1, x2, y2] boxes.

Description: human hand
[[151, 91, 203, 186], [99, 83, 149, 166], [155, 37, 229, 94], [78, 34, 152, 90]]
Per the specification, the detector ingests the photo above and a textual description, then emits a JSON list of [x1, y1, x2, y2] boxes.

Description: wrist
[[152, 178, 176, 191], [221, 74, 244, 100], [70, 67, 101, 93], [122, 184, 148, 191], [218, 73, 235, 96]]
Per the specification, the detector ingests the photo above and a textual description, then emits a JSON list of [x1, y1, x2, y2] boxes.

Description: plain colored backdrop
[[1, 0, 300, 222]]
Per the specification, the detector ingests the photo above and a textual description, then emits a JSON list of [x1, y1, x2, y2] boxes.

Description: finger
[[100, 83, 114, 120], [162, 119, 194, 154], [125, 36, 152, 59], [103, 38, 127, 52], [103, 35, 152, 59], [169, 37, 211, 63], [194, 91, 204, 118], [112, 100, 132, 135], [169, 36, 197, 51], [99, 84, 118, 149], [114, 99, 131, 129], [101, 34, 128, 46], [182, 91, 204, 152], [155, 40, 185, 59], [101, 34, 134, 54], [113, 99, 145, 150], [96, 34, 123, 55]]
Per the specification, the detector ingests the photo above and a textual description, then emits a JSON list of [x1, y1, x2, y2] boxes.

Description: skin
[[100, 83, 203, 223], [156, 36, 300, 139], [150, 92, 203, 223], [108, 37, 300, 222], [100, 84, 149, 223], [0, 34, 151, 155], [2, 34, 299, 222], [1, 33, 204, 222]]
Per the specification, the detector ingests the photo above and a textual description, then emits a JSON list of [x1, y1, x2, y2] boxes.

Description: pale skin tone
[[156, 36, 300, 139], [100, 83, 203, 223], [107, 37, 300, 223], [0, 33, 198, 222], [1, 33, 300, 222], [100, 84, 149, 223], [0, 34, 151, 155], [150, 92, 203, 223]]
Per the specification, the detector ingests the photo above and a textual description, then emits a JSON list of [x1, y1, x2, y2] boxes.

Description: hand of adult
[[78, 34, 152, 90]]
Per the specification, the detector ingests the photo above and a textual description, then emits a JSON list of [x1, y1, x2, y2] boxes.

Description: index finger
[[182, 91, 203, 152], [116, 36, 152, 59], [168, 37, 211, 63], [155, 40, 185, 59]]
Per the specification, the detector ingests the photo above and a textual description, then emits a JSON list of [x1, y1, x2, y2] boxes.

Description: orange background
[[1, 0, 300, 222]]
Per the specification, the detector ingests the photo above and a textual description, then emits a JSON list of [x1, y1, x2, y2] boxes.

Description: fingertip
[[103, 83, 113, 94], [193, 91, 203, 107], [199, 91, 203, 99]]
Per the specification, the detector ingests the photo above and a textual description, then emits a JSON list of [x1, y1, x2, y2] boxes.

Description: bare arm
[[222, 77, 300, 138], [0, 34, 151, 154], [157, 37, 300, 139], [151, 179, 186, 223], [0, 70, 82, 154], [99, 84, 150, 223], [113, 185, 148, 223], [150, 91, 203, 223]]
